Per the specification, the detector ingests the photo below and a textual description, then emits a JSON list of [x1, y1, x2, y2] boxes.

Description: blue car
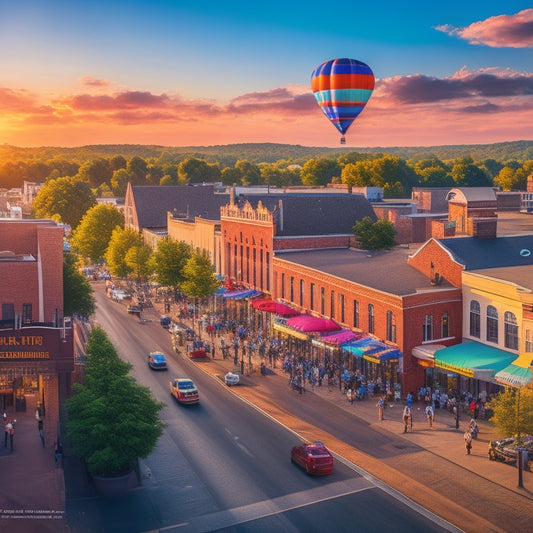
[[160, 316, 171, 329], [148, 352, 167, 370]]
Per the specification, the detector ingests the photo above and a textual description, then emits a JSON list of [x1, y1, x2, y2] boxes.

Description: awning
[[251, 299, 300, 317], [222, 289, 262, 299], [286, 315, 340, 333], [495, 352, 533, 388], [434, 342, 517, 380], [320, 329, 360, 345], [412, 344, 447, 367], [272, 322, 309, 340], [364, 347, 403, 364]]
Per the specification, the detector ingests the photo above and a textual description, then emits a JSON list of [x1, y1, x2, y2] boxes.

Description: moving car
[[488, 435, 533, 470], [291, 441, 334, 475], [169, 378, 199, 404], [148, 352, 167, 370], [160, 316, 171, 329], [224, 372, 240, 386]]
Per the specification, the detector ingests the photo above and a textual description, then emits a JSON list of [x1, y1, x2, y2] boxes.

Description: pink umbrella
[[320, 329, 359, 345], [286, 315, 340, 333], [252, 299, 300, 317]]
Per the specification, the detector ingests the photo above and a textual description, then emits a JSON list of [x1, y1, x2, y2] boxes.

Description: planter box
[[91, 468, 138, 498]]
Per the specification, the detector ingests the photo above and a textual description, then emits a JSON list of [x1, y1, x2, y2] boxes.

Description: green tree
[[105, 227, 144, 279], [152, 237, 192, 292], [301, 158, 341, 186], [418, 167, 454, 187], [32, 176, 96, 229], [125, 244, 153, 283], [66, 327, 165, 475], [181, 251, 219, 299], [235, 160, 261, 186], [70, 204, 124, 263], [63, 254, 95, 318], [77, 158, 112, 188], [353, 217, 396, 250], [488, 388, 533, 438], [341, 161, 373, 187], [221, 166, 242, 185], [451, 157, 492, 187], [127, 156, 148, 185], [110, 168, 131, 196], [110, 155, 127, 171], [178, 158, 211, 183]]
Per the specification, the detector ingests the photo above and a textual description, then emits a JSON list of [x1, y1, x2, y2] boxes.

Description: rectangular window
[[310, 283, 315, 310], [423, 315, 433, 342], [253, 248, 257, 286], [266, 252, 270, 292], [368, 304, 374, 334], [299, 280, 304, 306], [281, 273, 285, 299], [320, 287, 325, 315], [339, 294, 345, 323], [526, 330, 533, 353], [386, 310, 396, 343], [22, 304, 32, 325], [441, 312, 449, 339], [290, 276, 294, 302], [353, 300, 359, 328], [330, 291, 335, 319]]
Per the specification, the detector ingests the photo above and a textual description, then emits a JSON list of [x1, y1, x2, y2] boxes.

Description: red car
[[291, 441, 334, 475]]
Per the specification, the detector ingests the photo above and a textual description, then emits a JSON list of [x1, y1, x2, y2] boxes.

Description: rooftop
[[275, 246, 454, 296]]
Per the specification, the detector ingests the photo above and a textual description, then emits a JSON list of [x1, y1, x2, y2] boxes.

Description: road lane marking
[[158, 477, 374, 532]]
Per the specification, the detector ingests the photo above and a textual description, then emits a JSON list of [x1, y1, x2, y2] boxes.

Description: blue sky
[[1, 1, 532, 147]]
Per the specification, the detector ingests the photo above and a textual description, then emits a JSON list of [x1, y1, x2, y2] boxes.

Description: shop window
[[353, 300, 359, 328], [386, 310, 396, 342], [487, 305, 498, 344], [504, 311, 518, 350], [469, 300, 480, 338], [441, 311, 449, 338], [368, 304, 374, 334], [423, 314, 433, 342]]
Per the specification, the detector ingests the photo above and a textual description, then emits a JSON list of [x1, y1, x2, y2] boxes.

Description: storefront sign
[[0, 334, 50, 359], [435, 360, 474, 378]]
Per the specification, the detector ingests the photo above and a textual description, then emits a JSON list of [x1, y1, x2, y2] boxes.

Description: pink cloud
[[2, 71, 532, 147], [77, 75, 111, 89], [436, 9, 533, 48]]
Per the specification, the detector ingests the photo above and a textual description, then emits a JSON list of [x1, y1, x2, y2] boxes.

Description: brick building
[[0, 219, 74, 449]]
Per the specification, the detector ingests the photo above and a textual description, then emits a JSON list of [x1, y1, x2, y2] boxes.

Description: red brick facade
[[273, 256, 462, 395]]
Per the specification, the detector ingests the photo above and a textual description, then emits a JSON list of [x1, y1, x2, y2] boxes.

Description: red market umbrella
[[252, 299, 300, 317]]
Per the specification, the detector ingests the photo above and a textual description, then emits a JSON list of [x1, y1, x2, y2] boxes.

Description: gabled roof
[[242, 193, 376, 236], [131, 185, 230, 230], [437, 235, 533, 270]]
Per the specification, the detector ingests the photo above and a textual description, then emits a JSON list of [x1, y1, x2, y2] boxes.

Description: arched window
[[386, 310, 396, 342], [486, 305, 498, 344], [469, 301, 480, 338], [504, 311, 518, 350], [441, 311, 449, 338], [368, 304, 374, 333]]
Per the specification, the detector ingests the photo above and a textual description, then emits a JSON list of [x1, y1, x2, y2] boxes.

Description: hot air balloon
[[311, 58, 375, 144]]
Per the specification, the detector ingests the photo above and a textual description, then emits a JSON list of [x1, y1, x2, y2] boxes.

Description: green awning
[[434, 342, 517, 380], [495, 352, 533, 388]]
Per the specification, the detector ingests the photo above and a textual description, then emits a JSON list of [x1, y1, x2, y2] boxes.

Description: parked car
[[169, 378, 199, 404], [112, 289, 131, 301], [291, 441, 334, 475], [148, 352, 167, 370], [488, 435, 533, 470], [127, 304, 142, 316], [160, 316, 171, 329], [187, 340, 208, 359]]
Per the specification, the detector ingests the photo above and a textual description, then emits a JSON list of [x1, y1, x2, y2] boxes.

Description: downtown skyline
[[1, 1, 532, 148]]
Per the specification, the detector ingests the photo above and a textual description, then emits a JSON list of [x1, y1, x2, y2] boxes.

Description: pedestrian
[[425, 404, 434, 428], [4, 419, 11, 447], [211, 345, 216, 359], [406, 392, 413, 408], [376, 397, 384, 421], [402, 405, 412, 433], [9, 423, 14, 451], [38, 418, 45, 447], [464, 430, 473, 455]]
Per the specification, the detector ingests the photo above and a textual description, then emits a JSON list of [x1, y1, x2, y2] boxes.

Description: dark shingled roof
[[131, 185, 230, 229], [240, 193, 376, 236], [437, 235, 533, 270], [276, 247, 453, 296]]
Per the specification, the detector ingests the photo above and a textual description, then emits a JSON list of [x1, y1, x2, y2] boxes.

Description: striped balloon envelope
[[311, 58, 375, 143]]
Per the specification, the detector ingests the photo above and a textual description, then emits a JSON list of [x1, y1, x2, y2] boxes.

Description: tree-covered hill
[[1, 140, 532, 165]]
